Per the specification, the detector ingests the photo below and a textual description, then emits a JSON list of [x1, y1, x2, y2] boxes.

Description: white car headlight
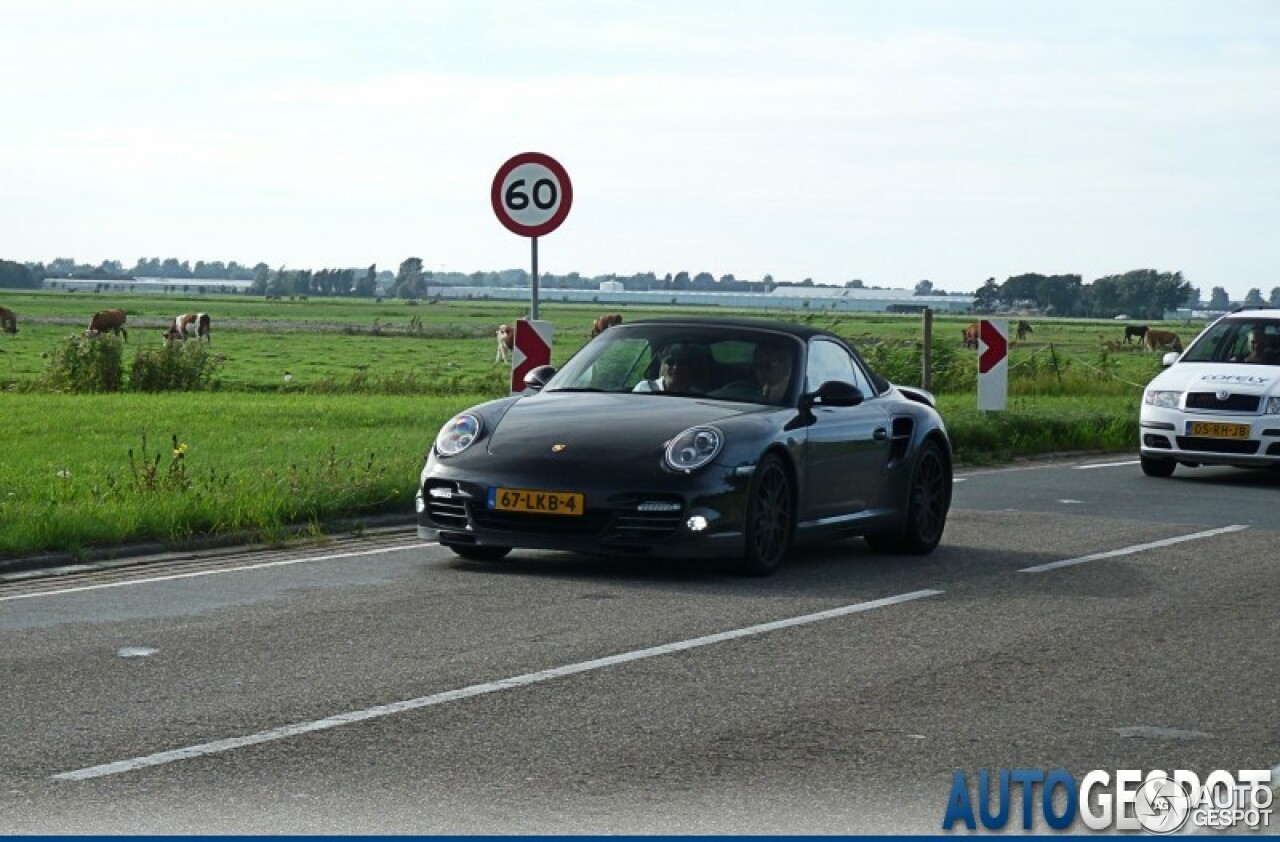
[[665, 426, 723, 473], [1143, 390, 1181, 409], [435, 413, 482, 457], [1267, 397, 1280, 415]]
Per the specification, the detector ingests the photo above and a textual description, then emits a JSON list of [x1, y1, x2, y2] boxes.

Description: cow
[[164, 312, 211, 343], [0, 306, 17, 334], [1015, 320, 1033, 342], [1144, 329, 1183, 352], [1124, 324, 1149, 344], [86, 308, 128, 340], [496, 324, 514, 363], [961, 322, 980, 349], [590, 312, 624, 338]]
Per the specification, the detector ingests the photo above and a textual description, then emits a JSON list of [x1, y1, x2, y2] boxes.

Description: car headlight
[[435, 413, 482, 457], [1143, 390, 1181, 409], [665, 426, 723, 473], [1267, 397, 1280, 415]]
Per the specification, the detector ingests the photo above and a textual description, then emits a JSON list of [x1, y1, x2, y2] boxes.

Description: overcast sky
[[2, 0, 1277, 297]]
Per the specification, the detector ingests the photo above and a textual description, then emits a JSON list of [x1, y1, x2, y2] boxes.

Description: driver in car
[[634, 346, 705, 393]]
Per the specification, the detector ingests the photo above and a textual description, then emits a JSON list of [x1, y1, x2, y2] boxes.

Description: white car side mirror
[[1161, 351, 1180, 368]]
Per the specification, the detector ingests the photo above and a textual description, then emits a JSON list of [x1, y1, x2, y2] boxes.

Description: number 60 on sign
[[490, 152, 573, 238]]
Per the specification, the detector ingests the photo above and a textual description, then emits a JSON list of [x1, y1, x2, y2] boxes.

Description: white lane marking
[[1057, 499, 1084, 505], [53, 589, 944, 781], [117, 647, 157, 658], [952, 478, 967, 484], [1075, 459, 1140, 470], [1019, 525, 1248, 574], [0, 544, 438, 603]]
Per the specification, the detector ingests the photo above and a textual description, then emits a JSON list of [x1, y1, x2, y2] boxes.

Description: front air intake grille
[[423, 481, 468, 529], [470, 509, 609, 536], [1185, 392, 1260, 412], [1174, 437, 1259, 455], [606, 510, 684, 543]]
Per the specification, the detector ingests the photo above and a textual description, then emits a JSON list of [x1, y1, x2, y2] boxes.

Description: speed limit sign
[[491, 152, 573, 238]]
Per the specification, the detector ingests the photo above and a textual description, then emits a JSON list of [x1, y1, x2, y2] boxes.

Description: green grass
[[0, 291, 1182, 559], [0, 393, 469, 557]]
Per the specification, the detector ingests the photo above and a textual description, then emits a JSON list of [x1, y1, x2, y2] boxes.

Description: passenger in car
[[752, 342, 793, 403]]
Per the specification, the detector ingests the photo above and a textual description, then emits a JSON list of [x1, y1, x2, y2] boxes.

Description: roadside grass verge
[[0, 393, 465, 558]]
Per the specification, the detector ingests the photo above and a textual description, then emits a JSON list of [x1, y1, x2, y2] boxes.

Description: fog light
[[686, 515, 708, 532]]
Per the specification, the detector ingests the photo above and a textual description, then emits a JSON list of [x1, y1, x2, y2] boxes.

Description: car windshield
[[1181, 318, 1280, 365], [544, 324, 804, 406]]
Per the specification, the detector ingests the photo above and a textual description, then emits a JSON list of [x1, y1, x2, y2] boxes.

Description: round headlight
[[435, 413, 482, 457], [665, 426, 723, 473]]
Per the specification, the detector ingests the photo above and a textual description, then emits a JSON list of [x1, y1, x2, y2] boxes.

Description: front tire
[[740, 453, 794, 576], [1140, 454, 1176, 477], [866, 438, 950, 555], [446, 544, 512, 562]]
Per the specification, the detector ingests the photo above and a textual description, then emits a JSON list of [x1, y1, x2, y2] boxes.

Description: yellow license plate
[[490, 487, 584, 516], [1187, 421, 1250, 439]]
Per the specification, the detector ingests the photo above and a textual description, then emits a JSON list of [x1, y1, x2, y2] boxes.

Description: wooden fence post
[[922, 308, 933, 391]]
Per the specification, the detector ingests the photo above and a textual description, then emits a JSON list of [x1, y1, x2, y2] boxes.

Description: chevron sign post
[[511, 318, 554, 394], [977, 319, 1008, 411]]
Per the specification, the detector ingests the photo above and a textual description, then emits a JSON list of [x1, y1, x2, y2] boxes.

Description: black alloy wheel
[[740, 453, 794, 576], [866, 438, 950, 555]]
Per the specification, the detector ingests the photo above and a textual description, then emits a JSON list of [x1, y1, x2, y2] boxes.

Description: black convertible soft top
[[625, 315, 841, 342]]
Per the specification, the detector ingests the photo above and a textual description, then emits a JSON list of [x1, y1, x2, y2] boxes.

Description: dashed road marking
[[53, 589, 944, 781], [1019, 525, 1248, 574]]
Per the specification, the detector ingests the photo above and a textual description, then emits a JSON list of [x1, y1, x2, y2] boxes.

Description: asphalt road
[[1, 456, 1277, 833]]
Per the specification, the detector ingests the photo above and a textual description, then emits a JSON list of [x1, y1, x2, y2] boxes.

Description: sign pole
[[491, 151, 570, 380], [531, 236, 539, 320]]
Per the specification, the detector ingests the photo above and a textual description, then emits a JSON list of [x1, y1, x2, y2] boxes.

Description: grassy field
[[0, 289, 1195, 559]]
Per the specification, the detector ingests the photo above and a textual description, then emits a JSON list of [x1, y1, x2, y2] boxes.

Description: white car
[[1139, 309, 1280, 477]]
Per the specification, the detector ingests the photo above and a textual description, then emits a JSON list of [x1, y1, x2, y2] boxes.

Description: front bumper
[[416, 458, 753, 558], [1139, 405, 1280, 468]]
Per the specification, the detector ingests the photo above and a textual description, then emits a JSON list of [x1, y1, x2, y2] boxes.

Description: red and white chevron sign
[[977, 318, 1008, 411], [511, 318, 553, 393]]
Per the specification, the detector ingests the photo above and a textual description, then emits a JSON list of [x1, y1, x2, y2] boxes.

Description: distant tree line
[[6, 256, 1278, 317], [971, 270, 1280, 320]]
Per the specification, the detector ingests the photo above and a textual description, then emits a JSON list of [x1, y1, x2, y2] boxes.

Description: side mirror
[[801, 380, 864, 409], [1161, 351, 1180, 368], [523, 364, 557, 392]]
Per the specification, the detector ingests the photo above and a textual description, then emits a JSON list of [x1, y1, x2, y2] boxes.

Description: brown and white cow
[[0, 306, 17, 334], [961, 322, 980, 349], [1144, 329, 1182, 352], [590, 312, 623, 338], [164, 312, 211, 343], [496, 324, 514, 363], [86, 308, 128, 340]]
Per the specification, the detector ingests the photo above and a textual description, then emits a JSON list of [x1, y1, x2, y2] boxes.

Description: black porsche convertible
[[416, 317, 952, 575]]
